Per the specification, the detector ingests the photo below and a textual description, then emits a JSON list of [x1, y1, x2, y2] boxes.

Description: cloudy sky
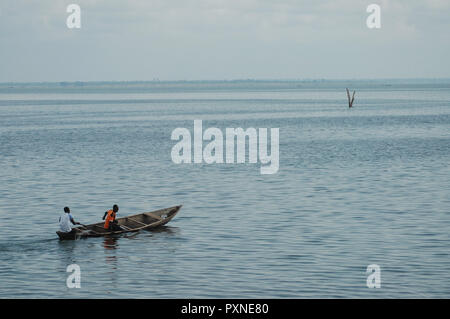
[[0, 0, 449, 82]]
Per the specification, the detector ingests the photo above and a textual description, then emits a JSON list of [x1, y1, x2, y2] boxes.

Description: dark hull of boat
[[56, 205, 181, 240]]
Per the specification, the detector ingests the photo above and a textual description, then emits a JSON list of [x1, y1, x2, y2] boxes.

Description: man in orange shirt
[[102, 204, 122, 231]]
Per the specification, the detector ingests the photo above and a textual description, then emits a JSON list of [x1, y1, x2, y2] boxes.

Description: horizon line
[[2, 77, 450, 85]]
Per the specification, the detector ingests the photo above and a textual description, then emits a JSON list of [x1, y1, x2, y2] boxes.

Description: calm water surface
[[0, 81, 449, 298]]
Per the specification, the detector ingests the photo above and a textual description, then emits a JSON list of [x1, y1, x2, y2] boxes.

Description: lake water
[[0, 80, 449, 298]]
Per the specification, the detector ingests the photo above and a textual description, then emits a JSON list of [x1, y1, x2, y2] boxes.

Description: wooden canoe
[[56, 205, 182, 240]]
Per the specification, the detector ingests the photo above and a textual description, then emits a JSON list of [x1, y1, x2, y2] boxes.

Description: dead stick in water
[[346, 88, 356, 108]]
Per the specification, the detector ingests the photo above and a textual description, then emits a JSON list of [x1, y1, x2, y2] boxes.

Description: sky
[[0, 0, 449, 82]]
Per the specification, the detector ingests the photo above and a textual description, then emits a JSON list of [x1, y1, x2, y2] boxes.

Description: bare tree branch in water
[[346, 88, 356, 108]]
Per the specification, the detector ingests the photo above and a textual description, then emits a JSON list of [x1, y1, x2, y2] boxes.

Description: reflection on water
[[104, 236, 118, 271], [56, 241, 78, 277], [146, 226, 179, 235], [103, 236, 119, 250], [103, 236, 118, 292]]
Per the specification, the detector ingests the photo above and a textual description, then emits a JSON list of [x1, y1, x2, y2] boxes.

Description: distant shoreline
[[1, 78, 450, 87], [1, 78, 450, 95]]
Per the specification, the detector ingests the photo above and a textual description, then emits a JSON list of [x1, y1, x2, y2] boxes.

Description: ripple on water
[[1, 83, 450, 297]]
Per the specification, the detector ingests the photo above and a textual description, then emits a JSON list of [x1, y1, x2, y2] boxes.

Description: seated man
[[59, 207, 80, 234], [102, 204, 122, 231]]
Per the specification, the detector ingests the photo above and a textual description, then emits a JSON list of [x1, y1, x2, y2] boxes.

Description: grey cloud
[[0, 0, 449, 81]]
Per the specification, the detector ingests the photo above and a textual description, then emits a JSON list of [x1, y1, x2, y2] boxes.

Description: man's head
[[64, 207, 70, 213], [113, 205, 119, 213]]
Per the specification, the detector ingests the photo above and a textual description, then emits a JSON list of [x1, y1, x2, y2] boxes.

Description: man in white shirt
[[59, 207, 80, 233]]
